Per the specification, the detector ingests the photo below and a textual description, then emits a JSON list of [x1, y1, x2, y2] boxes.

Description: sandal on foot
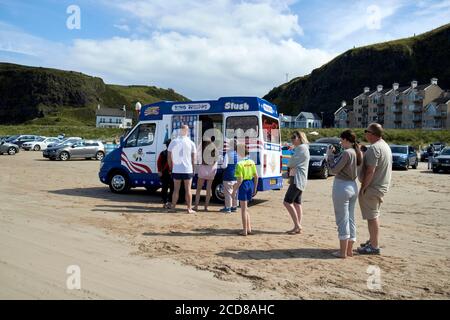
[[357, 245, 380, 255]]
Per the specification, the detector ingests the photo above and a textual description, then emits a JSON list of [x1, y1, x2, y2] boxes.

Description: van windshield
[[390, 146, 407, 154]]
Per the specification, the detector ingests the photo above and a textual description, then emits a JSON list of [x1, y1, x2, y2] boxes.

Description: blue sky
[[1, 0, 449, 99]]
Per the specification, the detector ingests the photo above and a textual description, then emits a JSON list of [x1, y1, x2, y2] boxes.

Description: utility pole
[[285, 73, 289, 83]]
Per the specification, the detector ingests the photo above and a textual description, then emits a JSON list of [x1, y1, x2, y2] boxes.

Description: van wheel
[[59, 151, 70, 161], [95, 151, 105, 161], [8, 147, 17, 155], [33, 145, 41, 151], [212, 180, 225, 203], [404, 164, 409, 171], [109, 172, 130, 193]]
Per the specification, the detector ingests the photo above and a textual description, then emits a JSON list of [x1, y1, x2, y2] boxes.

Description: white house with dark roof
[[294, 112, 322, 128], [96, 106, 133, 129], [279, 112, 322, 129]]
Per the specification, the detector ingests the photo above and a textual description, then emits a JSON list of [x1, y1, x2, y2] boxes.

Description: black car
[[315, 137, 344, 154], [308, 143, 332, 179], [432, 147, 450, 173]]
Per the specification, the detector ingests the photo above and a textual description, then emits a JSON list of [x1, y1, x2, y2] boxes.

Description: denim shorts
[[172, 173, 194, 180]]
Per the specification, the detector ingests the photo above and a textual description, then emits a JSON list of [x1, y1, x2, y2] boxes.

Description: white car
[[22, 137, 62, 151]]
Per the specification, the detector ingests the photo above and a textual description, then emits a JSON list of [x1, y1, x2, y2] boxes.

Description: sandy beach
[[0, 151, 449, 299]]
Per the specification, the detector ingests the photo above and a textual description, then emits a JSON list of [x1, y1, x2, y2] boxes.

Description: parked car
[[390, 145, 418, 170], [432, 147, 450, 173], [43, 140, 105, 161], [22, 137, 62, 151], [315, 137, 344, 154], [5, 135, 43, 148], [0, 140, 20, 155], [432, 142, 446, 153], [46, 137, 82, 149], [308, 143, 332, 179]]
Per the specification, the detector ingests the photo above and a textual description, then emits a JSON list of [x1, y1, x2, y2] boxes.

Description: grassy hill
[[264, 23, 450, 126], [0, 63, 188, 125]]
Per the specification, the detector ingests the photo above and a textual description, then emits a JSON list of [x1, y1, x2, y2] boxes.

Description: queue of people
[[156, 123, 392, 258]]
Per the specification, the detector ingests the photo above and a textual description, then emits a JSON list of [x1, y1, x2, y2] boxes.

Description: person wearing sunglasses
[[358, 123, 392, 255]]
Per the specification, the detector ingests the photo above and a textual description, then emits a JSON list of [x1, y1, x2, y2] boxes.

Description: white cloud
[[62, 0, 331, 99]]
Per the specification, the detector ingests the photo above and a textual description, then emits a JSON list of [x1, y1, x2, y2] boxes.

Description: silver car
[[44, 140, 105, 161], [0, 141, 20, 155]]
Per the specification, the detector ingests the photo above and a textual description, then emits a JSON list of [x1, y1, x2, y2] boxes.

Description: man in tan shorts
[[358, 123, 392, 255]]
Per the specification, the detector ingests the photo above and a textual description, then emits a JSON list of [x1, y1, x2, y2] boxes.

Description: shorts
[[197, 164, 217, 180], [172, 173, 194, 180], [238, 180, 254, 202], [284, 183, 302, 204], [359, 187, 384, 220]]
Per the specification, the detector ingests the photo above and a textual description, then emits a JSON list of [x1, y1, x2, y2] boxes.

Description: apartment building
[[423, 93, 450, 130], [339, 78, 448, 129]]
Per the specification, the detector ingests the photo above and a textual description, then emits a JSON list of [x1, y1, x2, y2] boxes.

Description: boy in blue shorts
[[233, 144, 258, 236]]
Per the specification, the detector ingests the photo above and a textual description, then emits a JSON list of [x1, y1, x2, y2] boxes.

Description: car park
[[0, 140, 20, 155], [22, 137, 62, 151], [44, 140, 105, 161], [390, 145, 418, 170], [432, 147, 450, 173], [308, 143, 332, 179]]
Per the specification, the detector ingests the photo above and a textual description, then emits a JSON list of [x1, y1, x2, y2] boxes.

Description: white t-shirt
[[168, 136, 197, 174]]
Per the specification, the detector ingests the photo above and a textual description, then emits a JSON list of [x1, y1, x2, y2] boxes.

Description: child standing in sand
[[233, 144, 258, 236]]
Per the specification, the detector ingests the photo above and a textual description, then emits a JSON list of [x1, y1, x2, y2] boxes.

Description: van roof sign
[[139, 96, 278, 121]]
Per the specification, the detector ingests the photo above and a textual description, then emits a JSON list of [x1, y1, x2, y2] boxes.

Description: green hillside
[[264, 23, 450, 126], [0, 63, 188, 125]]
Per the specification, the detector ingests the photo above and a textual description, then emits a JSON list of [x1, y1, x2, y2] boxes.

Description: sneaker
[[230, 207, 237, 212], [357, 244, 381, 255], [220, 207, 232, 213]]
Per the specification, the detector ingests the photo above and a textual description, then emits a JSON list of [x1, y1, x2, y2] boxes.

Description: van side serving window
[[262, 115, 280, 144], [225, 116, 258, 139], [125, 123, 156, 148]]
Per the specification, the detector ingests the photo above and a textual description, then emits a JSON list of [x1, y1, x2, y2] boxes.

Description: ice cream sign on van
[[172, 103, 211, 112]]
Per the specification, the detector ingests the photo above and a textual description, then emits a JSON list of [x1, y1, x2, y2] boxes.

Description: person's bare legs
[[368, 218, 379, 248], [194, 178, 204, 211], [204, 179, 213, 211], [339, 240, 348, 258], [293, 202, 303, 231], [171, 179, 181, 210], [240, 200, 248, 235], [347, 240, 355, 257], [184, 179, 195, 213], [284, 202, 301, 233]]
